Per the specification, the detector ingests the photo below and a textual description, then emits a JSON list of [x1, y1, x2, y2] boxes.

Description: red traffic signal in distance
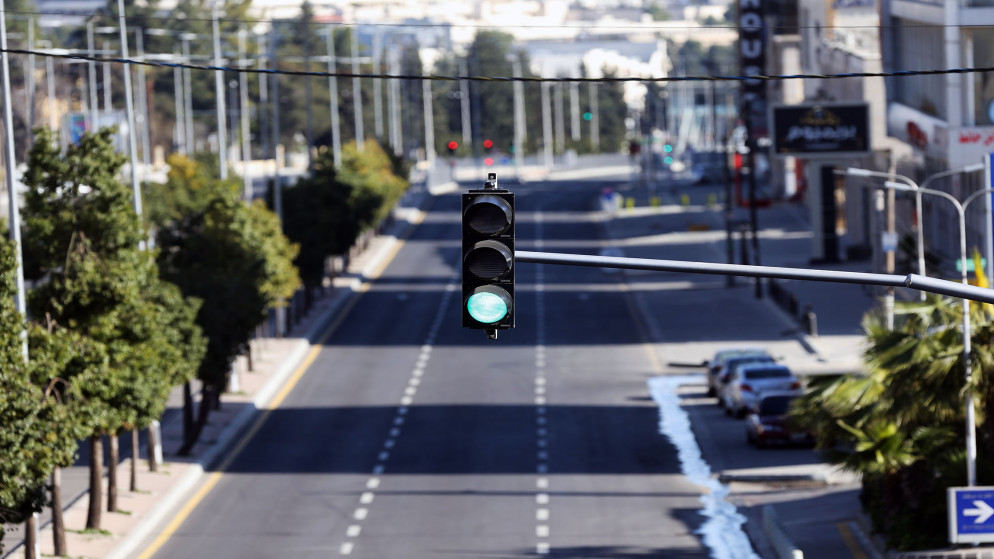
[[483, 139, 494, 150], [447, 140, 459, 153]]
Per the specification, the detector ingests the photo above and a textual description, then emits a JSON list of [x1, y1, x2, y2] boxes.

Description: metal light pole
[[351, 28, 364, 151], [1, 0, 28, 360], [323, 25, 342, 167], [884, 181, 994, 488], [181, 32, 195, 154], [508, 54, 524, 178], [846, 164, 985, 300], [87, 20, 98, 125], [238, 27, 252, 201], [211, 1, 228, 180], [116, 0, 142, 218]]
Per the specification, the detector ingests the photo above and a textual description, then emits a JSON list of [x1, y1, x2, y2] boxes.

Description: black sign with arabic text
[[772, 104, 870, 156]]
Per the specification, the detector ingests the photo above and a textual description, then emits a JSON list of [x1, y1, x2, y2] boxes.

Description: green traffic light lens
[[467, 291, 508, 324], [664, 157, 673, 165]]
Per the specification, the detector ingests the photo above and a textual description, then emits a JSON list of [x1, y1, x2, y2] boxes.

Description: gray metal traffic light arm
[[515, 250, 994, 305]]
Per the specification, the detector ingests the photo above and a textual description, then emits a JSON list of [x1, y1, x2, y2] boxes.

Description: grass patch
[[68, 527, 112, 537]]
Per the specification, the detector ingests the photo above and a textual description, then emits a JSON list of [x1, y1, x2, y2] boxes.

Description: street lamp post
[[884, 181, 994, 487], [846, 164, 985, 300]]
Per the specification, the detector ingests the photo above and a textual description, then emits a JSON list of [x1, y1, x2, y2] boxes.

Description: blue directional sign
[[948, 487, 994, 544]]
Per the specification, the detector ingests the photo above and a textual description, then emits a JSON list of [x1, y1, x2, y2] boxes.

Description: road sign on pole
[[948, 487, 994, 543]]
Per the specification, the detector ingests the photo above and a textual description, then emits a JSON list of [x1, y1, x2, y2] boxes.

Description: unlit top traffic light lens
[[464, 195, 512, 235]]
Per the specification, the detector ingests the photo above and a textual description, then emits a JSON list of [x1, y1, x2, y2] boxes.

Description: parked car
[[705, 348, 771, 397], [745, 392, 816, 448], [721, 363, 803, 418], [712, 354, 776, 402]]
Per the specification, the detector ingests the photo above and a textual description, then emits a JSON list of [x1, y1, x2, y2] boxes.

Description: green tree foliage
[[0, 236, 81, 554], [152, 156, 299, 452], [283, 140, 409, 290], [793, 295, 994, 550], [19, 127, 205, 529]]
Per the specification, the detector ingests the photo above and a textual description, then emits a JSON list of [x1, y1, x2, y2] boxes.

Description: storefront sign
[[772, 103, 870, 156]]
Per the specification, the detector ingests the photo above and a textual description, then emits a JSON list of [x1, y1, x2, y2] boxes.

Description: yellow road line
[[135, 210, 426, 559], [837, 521, 871, 559]]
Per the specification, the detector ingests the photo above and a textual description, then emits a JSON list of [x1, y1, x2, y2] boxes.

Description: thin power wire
[[6, 47, 994, 84], [4, 7, 994, 32]]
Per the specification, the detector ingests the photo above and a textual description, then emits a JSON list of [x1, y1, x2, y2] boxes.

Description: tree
[[154, 157, 299, 453], [793, 295, 993, 550], [0, 234, 81, 555], [283, 140, 409, 295], [20, 127, 204, 530]]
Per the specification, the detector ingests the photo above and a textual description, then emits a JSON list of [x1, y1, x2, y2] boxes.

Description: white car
[[721, 363, 803, 418], [705, 348, 771, 398]]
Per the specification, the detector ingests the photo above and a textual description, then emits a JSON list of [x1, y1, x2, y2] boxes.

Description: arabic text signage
[[948, 487, 994, 544], [771, 103, 870, 156]]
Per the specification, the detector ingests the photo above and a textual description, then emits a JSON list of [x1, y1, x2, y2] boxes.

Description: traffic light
[[462, 172, 514, 340], [483, 139, 494, 152], [447, 140, 459, 154]]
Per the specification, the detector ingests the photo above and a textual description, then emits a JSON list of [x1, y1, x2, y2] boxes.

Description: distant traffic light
[[462, 173, 514, 339], [582, 112, 593, 121], [663, 144, 673, 153], [447, 140, 459, 154], [483, 139, 494, 152]]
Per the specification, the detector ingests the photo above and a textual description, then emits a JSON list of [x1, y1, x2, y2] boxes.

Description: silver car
[[705, 348, 771, 398], [721, 363, 803, 418]]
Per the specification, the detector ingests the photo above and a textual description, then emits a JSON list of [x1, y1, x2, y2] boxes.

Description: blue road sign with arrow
[[949, 487, 994, 543]]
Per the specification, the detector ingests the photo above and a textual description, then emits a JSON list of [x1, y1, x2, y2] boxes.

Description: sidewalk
[[1, 196, 429, 559]]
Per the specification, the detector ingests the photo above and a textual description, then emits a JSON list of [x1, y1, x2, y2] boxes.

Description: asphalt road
[[144, 177, 713, 558]]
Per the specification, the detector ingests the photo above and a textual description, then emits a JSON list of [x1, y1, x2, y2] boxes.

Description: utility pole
[[373, 30, 383, 140], [325, 26, 342, 167], [458, 57, 471, 149], [238, 27, 252, 201], [212, 1, 228, 180], [541, 81, 553, 169], [351, 28, 364, 150], [117, 0, 142, 218]]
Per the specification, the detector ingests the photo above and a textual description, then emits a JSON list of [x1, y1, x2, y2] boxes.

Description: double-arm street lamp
[[845, 164, 985, 300], [884, 180, 994, 487]]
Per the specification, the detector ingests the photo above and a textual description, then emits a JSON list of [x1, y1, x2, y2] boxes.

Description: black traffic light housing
[[462, 172, 514, 340]]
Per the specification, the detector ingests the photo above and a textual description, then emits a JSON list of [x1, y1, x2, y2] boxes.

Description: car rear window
[[744, 368, 791, 380], [727, 356, 773, 369], [759, 396, 794, 415]]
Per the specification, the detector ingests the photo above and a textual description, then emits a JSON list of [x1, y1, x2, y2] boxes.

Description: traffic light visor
[[466, 286, 511, 324], [464, 195, 512, 235]]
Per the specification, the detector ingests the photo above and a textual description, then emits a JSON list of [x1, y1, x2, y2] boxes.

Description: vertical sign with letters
[[739, 0, 767, 137]]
